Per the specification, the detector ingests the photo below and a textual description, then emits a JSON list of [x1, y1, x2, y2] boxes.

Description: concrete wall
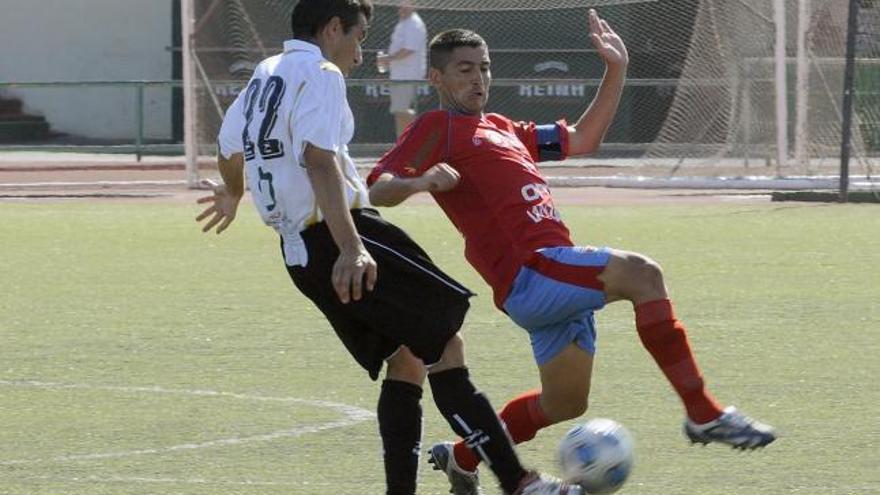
[[0, 0, 174, 141]]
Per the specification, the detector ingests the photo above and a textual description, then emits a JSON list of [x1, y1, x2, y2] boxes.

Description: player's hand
[[589, 9, 628, 68], [332, 246, 378, 304], [418, 163, 460, 193], [196, 178, 242, 234]]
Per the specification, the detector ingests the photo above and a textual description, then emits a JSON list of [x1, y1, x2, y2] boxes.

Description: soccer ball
[[557, 418, 634, 494]]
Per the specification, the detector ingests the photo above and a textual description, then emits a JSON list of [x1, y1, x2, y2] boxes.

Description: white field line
[[0, 380, 374, 466], [0, 180, 187, 189], [20, 474, 306, 487]]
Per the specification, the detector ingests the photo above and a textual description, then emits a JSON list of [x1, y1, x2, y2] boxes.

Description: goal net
[[183, 0, 879, 190]]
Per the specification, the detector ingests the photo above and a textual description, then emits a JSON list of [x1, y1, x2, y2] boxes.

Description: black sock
[[429, 367, 527, 494], [378, 379, 423, 495]]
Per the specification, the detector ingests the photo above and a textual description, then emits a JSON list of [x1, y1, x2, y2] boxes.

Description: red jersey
[[368, 110, 574, 308]]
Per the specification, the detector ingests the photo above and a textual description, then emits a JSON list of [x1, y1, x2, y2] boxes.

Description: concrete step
[[0, 98, 24, 116], [0, 114, 48, 123], [0, 120, 50, 143]]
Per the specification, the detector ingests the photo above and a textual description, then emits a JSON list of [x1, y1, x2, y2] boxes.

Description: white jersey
[[388, 13, 427, 80], [217, 40, 370, 267]]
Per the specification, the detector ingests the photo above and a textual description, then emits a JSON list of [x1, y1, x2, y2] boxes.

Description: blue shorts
[[503, 246, 610, 366]]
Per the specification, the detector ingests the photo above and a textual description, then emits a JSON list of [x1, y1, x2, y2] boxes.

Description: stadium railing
[[0, 80, 183, 160]]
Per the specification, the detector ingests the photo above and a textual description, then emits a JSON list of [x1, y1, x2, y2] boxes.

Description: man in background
[[377, 0, 427, 137]]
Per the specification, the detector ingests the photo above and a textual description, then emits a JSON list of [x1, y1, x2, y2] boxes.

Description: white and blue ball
[[558, 418, 634, 494]]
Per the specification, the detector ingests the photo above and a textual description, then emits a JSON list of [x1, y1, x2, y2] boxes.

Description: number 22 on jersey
[[241, 76, 285, 212]]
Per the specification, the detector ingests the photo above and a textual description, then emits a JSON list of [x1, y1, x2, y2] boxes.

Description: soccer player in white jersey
[[196, 1, 583, 494]]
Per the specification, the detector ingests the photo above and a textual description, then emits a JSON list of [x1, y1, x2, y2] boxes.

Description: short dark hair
[[291, 0, 373, 39], [429, 29, 487, 71]]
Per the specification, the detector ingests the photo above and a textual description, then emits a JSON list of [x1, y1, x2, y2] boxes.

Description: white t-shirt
[[388, 13, 427, 80], [217, 40, 370, 267]]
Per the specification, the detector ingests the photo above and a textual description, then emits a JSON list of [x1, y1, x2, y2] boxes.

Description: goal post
[[774, 0, 788, 170], [794, 0, 810, 170], [181, 0, 200, 188], [180, 0, 879, 191]]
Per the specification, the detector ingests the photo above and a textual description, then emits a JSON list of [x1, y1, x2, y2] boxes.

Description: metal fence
[[0, 80, 182, 160]]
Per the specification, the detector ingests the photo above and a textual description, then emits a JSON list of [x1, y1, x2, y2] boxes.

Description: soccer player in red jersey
[[367, 9, 776, 494]]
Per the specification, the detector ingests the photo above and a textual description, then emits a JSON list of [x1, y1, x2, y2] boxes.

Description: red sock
[[635, 299, 723, 424], [453, 389, 551, 472]]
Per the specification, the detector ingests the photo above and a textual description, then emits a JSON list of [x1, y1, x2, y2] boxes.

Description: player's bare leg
[[600, 248, 776, 449], [386, 345, 427, 384], [536, 343, 594, 423], [599, 248, 724, 423]]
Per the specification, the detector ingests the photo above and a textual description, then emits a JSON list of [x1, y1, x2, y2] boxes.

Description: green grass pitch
[[1, 199, 878, 494]]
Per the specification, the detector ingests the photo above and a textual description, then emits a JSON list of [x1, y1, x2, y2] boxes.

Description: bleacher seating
[[0, 96, 50, 143]]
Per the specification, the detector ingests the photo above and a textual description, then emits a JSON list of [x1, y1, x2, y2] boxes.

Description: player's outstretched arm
[[196, 152, 245, 234], [369, 164, 460, 206], [568, 9, 628, 157], [198, 88, 249, 234], [304, 143, 377, 304]]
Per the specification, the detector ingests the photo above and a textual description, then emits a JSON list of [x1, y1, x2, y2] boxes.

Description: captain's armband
[[535, 123, 566, 162]]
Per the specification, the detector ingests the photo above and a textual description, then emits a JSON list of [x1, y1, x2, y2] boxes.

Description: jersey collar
[[441, 106, 484, 119], [283, 39, 322, 55]]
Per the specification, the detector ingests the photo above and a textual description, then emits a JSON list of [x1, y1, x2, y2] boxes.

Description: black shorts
[[286, 208, 474, 380]]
